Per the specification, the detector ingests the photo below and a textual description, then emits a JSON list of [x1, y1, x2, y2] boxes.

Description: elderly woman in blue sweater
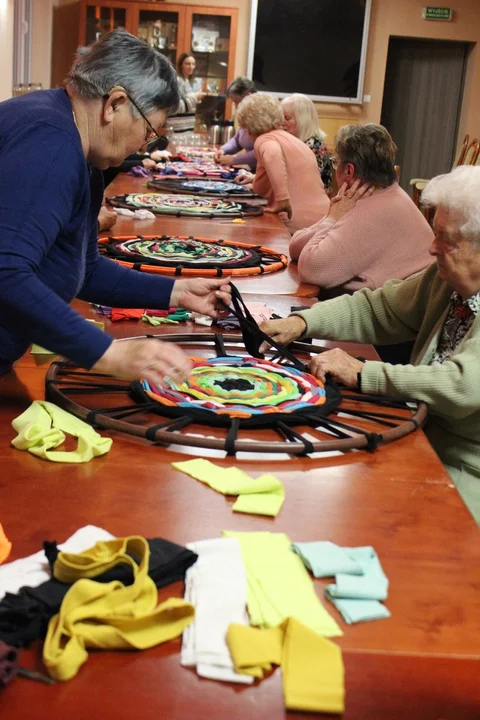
[[0, 29, 230, 387]]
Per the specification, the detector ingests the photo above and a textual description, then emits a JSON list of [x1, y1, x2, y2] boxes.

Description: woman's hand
[[142, 158, 157, 169], [258, 316, 307, 353], [309, 348, 364, 388], [217, 154, 236, 166], [235, 171, 255, 185], [93, 338, 192, 387], [150, 149, 171, 162], [97, 206, 117, 233], [265, 199, 292, 219], [195, 91, 206, 102], [214, 149, 225, 162], [170, 278, 232, 318], [327, 179, 374, 222]]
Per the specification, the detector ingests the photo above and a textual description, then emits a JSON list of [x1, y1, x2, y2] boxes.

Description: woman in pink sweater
[[235, 93, 330, 233], [290, 124, 433, 295]]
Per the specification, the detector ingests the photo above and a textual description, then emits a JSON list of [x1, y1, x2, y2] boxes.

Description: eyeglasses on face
[[102, 91, 161, 147]]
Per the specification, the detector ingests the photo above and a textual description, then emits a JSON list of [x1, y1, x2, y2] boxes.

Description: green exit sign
[[422, 6, 453, 20]]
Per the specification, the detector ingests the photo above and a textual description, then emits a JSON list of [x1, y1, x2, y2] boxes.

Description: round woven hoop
[[98, 235, 288, 277], [45, 333, 427, 457]]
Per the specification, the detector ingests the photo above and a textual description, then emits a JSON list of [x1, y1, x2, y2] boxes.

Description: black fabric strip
[[276, 422, 314, 455], [225, 417, 240, 456], [214, 333, 228, 358], [145, 415, 193, 441], [174, 265, 183, 276]]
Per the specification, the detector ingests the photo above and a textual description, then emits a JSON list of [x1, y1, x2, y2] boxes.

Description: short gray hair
[[422, 165, 480, 244], [68, 28, 179, 117], [335, 123, 397, 187]]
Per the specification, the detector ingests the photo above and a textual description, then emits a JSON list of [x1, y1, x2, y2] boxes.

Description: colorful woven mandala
[[147, 178, 259, 198], [98, 235, 288, 277], [135, 355, 337, 426], [156, 160, 235, 177], [106, 193, 262, 218]]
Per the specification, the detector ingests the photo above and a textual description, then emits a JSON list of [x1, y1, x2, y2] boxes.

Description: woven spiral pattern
[[114, 237, 255, 265], [142, 356, 327, 419]]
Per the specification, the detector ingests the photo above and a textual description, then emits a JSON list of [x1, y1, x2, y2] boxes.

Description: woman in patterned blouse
[[281, 94, 332, 194]]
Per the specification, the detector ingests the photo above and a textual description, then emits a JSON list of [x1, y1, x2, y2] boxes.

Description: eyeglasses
[[103, 91, 161, 148]]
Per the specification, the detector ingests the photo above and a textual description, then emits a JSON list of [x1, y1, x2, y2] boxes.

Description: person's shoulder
[[1, 89, 76, 132]]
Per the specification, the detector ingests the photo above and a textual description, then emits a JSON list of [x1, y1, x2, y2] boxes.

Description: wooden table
[[1, 296, 479, 719], [102, 175, 319, 298]]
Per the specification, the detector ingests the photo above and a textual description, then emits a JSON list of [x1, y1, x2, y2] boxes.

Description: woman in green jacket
[[260, 165, 480, 524]]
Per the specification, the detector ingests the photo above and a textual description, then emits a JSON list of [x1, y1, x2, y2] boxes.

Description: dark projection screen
[[249, 0, 371, 102]]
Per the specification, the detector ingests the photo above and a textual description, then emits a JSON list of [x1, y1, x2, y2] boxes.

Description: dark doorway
[[381, 37, 469, 192]]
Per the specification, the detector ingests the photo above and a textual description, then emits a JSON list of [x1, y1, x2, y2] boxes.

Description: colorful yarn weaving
[[106, 193, 262, 218], [156, 160, 235, 177], [98, 235, 288, 277], [147, 178, 258, 198], [140, 356, 328, 420]]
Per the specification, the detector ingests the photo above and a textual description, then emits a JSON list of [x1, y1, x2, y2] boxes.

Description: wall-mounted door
[[381, 37, 469, 193]]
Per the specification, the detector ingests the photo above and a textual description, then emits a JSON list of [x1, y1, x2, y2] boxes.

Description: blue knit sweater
[[0, 89, 174, 373]]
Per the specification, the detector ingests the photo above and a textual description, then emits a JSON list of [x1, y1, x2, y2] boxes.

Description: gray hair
[[68, 28, 179, 117], [422, 165, 480, 244], [227, 76, 256, 99], [335, 123, 397, 187]]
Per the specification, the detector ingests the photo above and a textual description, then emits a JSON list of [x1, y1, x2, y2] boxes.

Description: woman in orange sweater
[[235, 93, 330, 233]]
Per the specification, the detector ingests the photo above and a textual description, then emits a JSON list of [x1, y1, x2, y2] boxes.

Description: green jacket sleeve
[[292, 264, 438, 345], [361, 330, 480, 421]]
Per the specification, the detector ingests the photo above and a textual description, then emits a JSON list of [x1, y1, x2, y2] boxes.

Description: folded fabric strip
[[292, 541, 363, 578], [110, 308, 144, 322], [227, 618, 344, 714], [43, 536, 194, 681], [181, 538, 253, 684], [142, 314, 179, 326], [0, 525, 12, 565], [327, 547, 389, 601], [0, 526, 114, 601], [324, 593, 391, 625], [0, 537, 197, 649], [222, 532, 341, 637], [172, 459, 285, 517], [11, 401, 112, 463]]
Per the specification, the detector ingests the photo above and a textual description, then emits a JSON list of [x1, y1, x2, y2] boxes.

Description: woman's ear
[[102, 88, 128, 123]]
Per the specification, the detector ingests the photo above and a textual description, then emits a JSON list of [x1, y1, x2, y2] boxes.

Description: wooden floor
[[1, 173, 479, 719]]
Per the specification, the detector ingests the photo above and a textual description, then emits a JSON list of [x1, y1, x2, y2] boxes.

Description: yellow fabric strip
[[227, 618, 345, 714], [0, 523, 12, 565], [53, 537, 144, 584], [11, 400, 112, 463], [43, 536, 194, 681], [172, 459, 285, 517], [222, 531, 342, 637]]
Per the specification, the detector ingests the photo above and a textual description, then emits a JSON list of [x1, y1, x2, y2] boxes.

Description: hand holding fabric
[[258, 316, 307, 353], [171, 278, 232, 318], [309, 348, 364, 388], [92, 338, 192, 387]]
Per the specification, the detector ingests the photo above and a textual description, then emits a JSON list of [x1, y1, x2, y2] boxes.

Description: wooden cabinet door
[[79, 2, 136, 45], [130, 2, 187, 70]]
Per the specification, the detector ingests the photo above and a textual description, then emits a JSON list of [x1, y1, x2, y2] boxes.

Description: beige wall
[[0, 0, 14, 101], [309, 0, 480, 147], [32, 0, 55, 89]]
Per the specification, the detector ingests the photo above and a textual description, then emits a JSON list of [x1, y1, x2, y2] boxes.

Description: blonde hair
[[236, 93, 283, 137], [281, 93, 326, 143]]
